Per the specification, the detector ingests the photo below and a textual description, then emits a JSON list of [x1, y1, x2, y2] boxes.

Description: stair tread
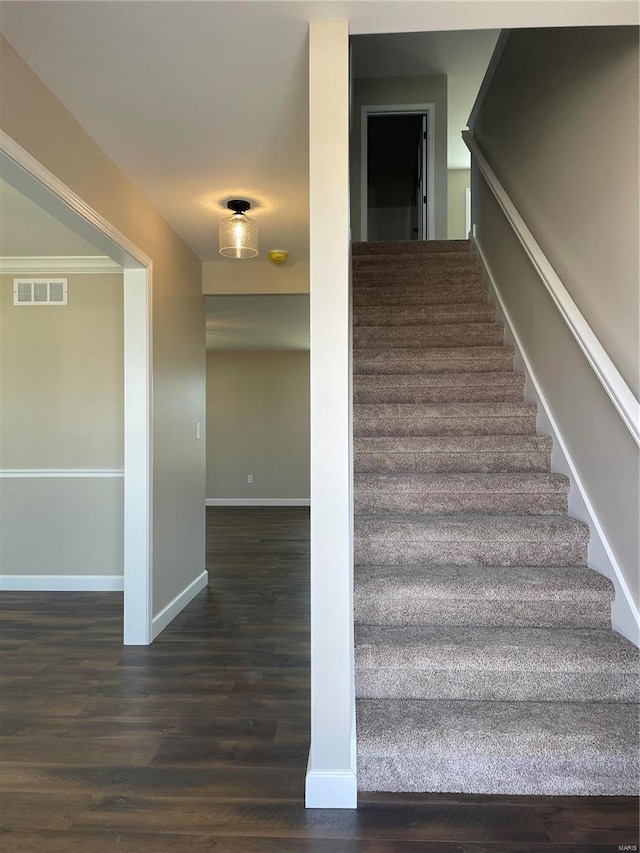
[[355, 625, 639, 672], [354, 290, 490, 307], [354, 372, 523, 387], [355, 472, 568, 494], [354, 251, 474, 262], [354, 303, 494, 326], [355, 565, 613, 629], [356, 698, 638, 795], [357, 697, 638, 758], [355, 564, 613, 601], [355, 435, 551, 451], [355, 401, 536, 416], [354, 345, 514, 355], [354, 322, 501, 333], [353, 240, 471, 254], [356, 513, 590, 542]]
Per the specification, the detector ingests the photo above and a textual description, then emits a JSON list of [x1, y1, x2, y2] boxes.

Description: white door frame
[[0, 131, 153, 645], [360, 103, 436, 242]]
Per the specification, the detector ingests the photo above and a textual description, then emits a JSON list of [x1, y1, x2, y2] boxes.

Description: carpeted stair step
[[354, 472, 569, 515], [353, 239, 471, 255], [353, 322, 504, 349], [355, 625, 640, 702], [354, 256, 477, 270], [352, 252, 478, 280], [354, 282, 488, 306], [354, 435, 552, 474], [354, 401, 537, 437], [354, 372, 525, 404], [356, 698, 639, 795], [354, 346, 514, 375], [354, 302, 495, 327], [354, 267, 480, 287], [355, 514, 590, 567], [354, 564, 614, 628]]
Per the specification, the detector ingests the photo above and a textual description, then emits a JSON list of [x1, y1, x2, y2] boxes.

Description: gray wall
[[206, 350, 310, 500], [0, 272, 124, 577], [350, 75, 448, 240], [473, 26, 639, 395], [472, 26, 639, 612]]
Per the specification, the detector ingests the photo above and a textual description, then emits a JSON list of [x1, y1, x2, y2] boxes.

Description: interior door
[[416, 114, 428, 241]]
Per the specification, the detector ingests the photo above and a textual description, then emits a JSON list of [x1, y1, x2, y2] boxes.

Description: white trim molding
[[474, 237, 639, 646], [0, 256, 121, 274], [0, 575, 124, 592], [0, 130, 152, 270], [0, 469, 124, 479], [305, 767, 358, 809], [463, 130, 640, 447], [206, 498, 310, 507], [151, 570, 208, 641]]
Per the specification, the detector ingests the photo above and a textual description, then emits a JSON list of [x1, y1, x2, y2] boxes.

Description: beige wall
[[1, 478, 123, 577], [0, 273, 123, 468], [350, 76, 448, 240], [472, 27, 639, 617], [0, 271, 124, 577], [0, 38, 206, 612], [206, 350, 309, 500], [473, 26, 639, 395], [447, 168, 470, 239], [203, 260, 309, 295]]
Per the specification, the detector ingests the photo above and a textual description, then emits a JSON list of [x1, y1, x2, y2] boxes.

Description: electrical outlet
[[247, 474, 253, 484]]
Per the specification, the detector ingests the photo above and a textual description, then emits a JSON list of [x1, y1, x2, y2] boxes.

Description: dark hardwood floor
[[0, 507, 637, 851]]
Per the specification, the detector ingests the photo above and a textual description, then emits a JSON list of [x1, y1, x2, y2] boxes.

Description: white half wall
[[306, 19, 356, 810]]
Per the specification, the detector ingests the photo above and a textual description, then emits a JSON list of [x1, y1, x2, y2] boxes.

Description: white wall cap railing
[[463, 130, 640, 447]]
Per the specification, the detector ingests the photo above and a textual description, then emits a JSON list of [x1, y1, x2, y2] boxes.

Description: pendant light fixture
[[219, 199, 258, 259]]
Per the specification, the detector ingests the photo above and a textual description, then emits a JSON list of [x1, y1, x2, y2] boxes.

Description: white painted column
[[123, 266, 153, 645], [305, 20, 356, 809]]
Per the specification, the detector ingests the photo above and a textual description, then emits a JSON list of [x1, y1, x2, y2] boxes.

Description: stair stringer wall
[[473, 236, 640, 647]]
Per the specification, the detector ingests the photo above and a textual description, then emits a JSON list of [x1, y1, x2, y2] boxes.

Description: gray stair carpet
[[352, 238, 640, 796]]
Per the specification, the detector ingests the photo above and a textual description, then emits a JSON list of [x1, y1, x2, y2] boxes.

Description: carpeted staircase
[[352, 239, 639, 796]]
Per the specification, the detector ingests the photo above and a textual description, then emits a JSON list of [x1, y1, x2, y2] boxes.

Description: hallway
[[0, 508, 636, 850]]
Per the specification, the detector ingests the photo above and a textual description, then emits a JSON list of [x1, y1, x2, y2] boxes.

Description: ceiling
[[352, 30, 500, 170], [0, 2, 635, 269], [206, 294, 309, 351], [0, 178, 108, 257]]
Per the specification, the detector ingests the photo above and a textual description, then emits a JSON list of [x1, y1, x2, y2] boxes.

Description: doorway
[[0, 133, 152, 645], [360, 104, 435, 242]]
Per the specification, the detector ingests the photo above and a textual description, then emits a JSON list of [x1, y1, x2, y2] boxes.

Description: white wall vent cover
[[13, 278, 68, 306]]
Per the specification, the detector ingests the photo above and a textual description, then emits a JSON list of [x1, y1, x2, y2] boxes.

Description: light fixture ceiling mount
[[219, 198, 258, 259]]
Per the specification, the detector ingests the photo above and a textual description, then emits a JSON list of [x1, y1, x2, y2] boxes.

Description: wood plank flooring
[[0, 506, 637, 851]]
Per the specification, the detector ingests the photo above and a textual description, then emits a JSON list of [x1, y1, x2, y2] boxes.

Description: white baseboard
[[206, 498, 310, 507], [474, 237, 640, 646], [0, 574, 124, 591], [305, 765, 358, 809], [151, 570, 208, 640]]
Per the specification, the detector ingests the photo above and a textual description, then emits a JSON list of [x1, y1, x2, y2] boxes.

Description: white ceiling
[[206, 294, 309, 351], [352, 30, 500, 170], [0, 178, 107, 257], [0, 2, 635, 267]]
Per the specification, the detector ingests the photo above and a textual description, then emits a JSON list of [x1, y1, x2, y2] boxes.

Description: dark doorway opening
[[367, 113, 427, 241]]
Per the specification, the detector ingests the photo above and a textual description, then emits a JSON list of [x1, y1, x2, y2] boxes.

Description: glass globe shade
[[219, 212, 258, 259]]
